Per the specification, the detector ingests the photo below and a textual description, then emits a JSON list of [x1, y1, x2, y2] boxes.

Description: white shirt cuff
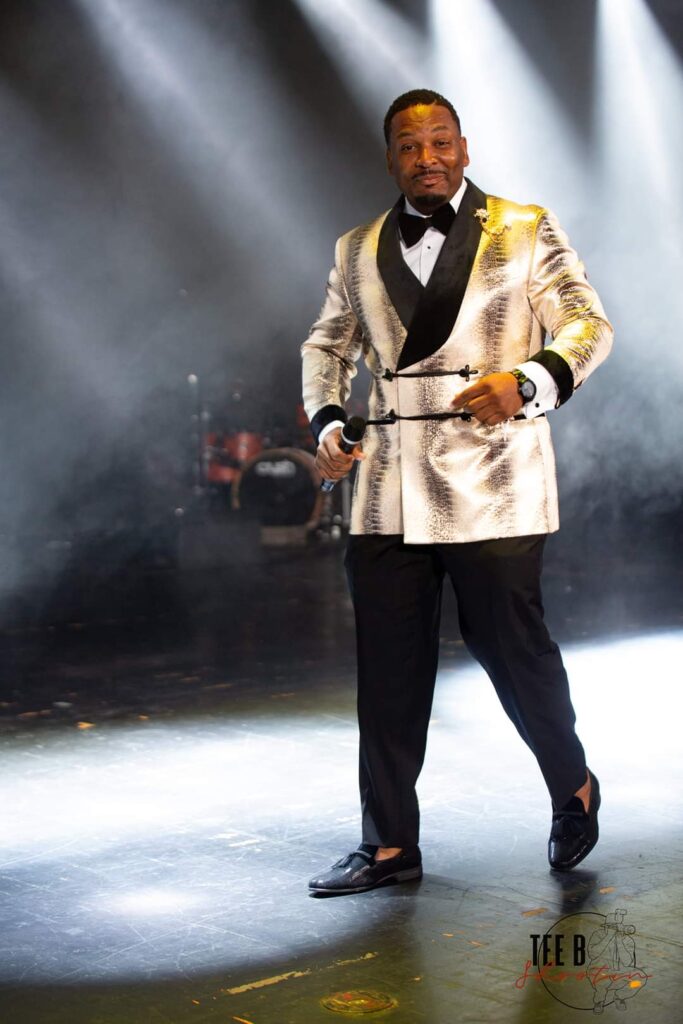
[[515, 361, 559, 418], [317, 419, 345, 445]]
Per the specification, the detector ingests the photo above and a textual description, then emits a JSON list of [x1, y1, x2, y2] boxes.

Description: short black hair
[[383, 89, 461, 145]]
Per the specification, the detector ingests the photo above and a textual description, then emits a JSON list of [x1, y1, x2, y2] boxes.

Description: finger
[[464, 399, 503, 422], [323, 438, 345, 458], [317, 449, 352, 473], [463, 396, 497, 416], [326, 439, 363, 465], [322, 438, 355, 462], [332, 451, 356, 469], [316, 458, 349, 480], [452, 384, 485, 407], [321, 433, 345, 457], [459, 378, 495, 399], [320, 459, 352, 478], [317, 444, 350, 468], [474, 410, 506, 425]]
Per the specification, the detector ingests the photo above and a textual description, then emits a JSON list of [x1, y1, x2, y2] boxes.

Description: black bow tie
[[398, 202, 455, 247]]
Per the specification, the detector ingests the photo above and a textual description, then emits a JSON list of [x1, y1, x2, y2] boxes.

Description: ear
[[460, 136, 470, 168], [386, 147, 394, 175]]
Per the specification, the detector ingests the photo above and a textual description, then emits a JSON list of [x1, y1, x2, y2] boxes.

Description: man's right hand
[[315, 427, 365, 482]]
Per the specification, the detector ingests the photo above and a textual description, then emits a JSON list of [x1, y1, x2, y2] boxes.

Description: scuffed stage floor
[[0, 545, 681, 1022]]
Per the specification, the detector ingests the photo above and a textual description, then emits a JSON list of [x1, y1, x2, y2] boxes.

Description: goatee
[[411, 192, 448, 213]]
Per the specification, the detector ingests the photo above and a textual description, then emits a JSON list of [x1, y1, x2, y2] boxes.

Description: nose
[[416, 145, 437, 165]]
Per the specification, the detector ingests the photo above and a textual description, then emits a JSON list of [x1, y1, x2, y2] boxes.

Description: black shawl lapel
[[376, 196, 424, 331], [396, 178, 487, 371]]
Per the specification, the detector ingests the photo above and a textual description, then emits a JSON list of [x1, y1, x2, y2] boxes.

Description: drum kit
[[189, 375, 355, 544]]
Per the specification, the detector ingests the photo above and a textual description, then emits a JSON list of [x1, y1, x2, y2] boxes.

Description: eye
[[400, 143, 415, 152]]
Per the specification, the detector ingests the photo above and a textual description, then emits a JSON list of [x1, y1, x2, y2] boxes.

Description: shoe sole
[[309, 865, 423, 894]]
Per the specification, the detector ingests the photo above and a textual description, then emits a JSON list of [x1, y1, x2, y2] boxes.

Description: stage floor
[[0, 544, 681, 1022]]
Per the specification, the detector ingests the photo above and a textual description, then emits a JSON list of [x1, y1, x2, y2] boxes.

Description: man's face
[[386, 103, 469, 213]]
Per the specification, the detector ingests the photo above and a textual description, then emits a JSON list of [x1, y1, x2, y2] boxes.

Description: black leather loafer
[[548, 768, 601, 871], [308, 843, 422, 895]]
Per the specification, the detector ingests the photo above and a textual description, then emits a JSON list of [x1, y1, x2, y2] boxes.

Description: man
[[301, 89, 612, 895]]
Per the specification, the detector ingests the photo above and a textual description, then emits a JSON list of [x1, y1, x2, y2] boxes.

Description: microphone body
[[320, 416, 366, 492]]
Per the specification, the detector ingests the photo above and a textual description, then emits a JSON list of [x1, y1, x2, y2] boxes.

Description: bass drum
[[231, 448, 323, 531], [204, 431, 263, 485]]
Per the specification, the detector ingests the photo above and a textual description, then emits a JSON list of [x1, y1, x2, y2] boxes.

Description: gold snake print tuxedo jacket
[[301, 179, 613, 544]]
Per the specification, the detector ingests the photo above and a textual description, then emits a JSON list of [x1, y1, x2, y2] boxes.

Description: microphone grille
[[343, 416, 366, 443]]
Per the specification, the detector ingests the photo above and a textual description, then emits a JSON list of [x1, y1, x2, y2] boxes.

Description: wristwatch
[[510, 368, 537, 404]]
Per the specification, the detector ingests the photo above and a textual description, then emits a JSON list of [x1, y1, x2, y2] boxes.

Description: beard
[[409, 189, 449, 213], [417, 191, 448, 208]]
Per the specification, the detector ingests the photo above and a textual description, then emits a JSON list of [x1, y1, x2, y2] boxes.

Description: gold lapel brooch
[[474, 208, 512, 239]]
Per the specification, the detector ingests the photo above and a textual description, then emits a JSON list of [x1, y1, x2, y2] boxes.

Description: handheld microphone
[[320, 416, 366, 492]]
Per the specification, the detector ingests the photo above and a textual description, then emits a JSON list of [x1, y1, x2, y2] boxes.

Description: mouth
[[414, 172, 446, 187]]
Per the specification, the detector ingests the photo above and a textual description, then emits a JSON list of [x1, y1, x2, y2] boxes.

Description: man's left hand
[[452, 372, 523, 425]]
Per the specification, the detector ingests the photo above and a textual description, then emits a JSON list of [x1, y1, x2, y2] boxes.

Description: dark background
[[0, 0, 681, 636]]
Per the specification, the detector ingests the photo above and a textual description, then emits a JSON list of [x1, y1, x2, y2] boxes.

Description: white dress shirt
[[318, 181, 558, 444]]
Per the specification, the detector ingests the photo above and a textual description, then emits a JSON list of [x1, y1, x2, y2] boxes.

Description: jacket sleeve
[[526, 209, 613, 405], [300, 237, 364, 444]]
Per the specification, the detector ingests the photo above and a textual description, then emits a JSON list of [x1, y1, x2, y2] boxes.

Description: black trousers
[[344, 533, 587, 848]]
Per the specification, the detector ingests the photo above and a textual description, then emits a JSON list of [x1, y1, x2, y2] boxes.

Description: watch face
[[520, 378, 536, 401]]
